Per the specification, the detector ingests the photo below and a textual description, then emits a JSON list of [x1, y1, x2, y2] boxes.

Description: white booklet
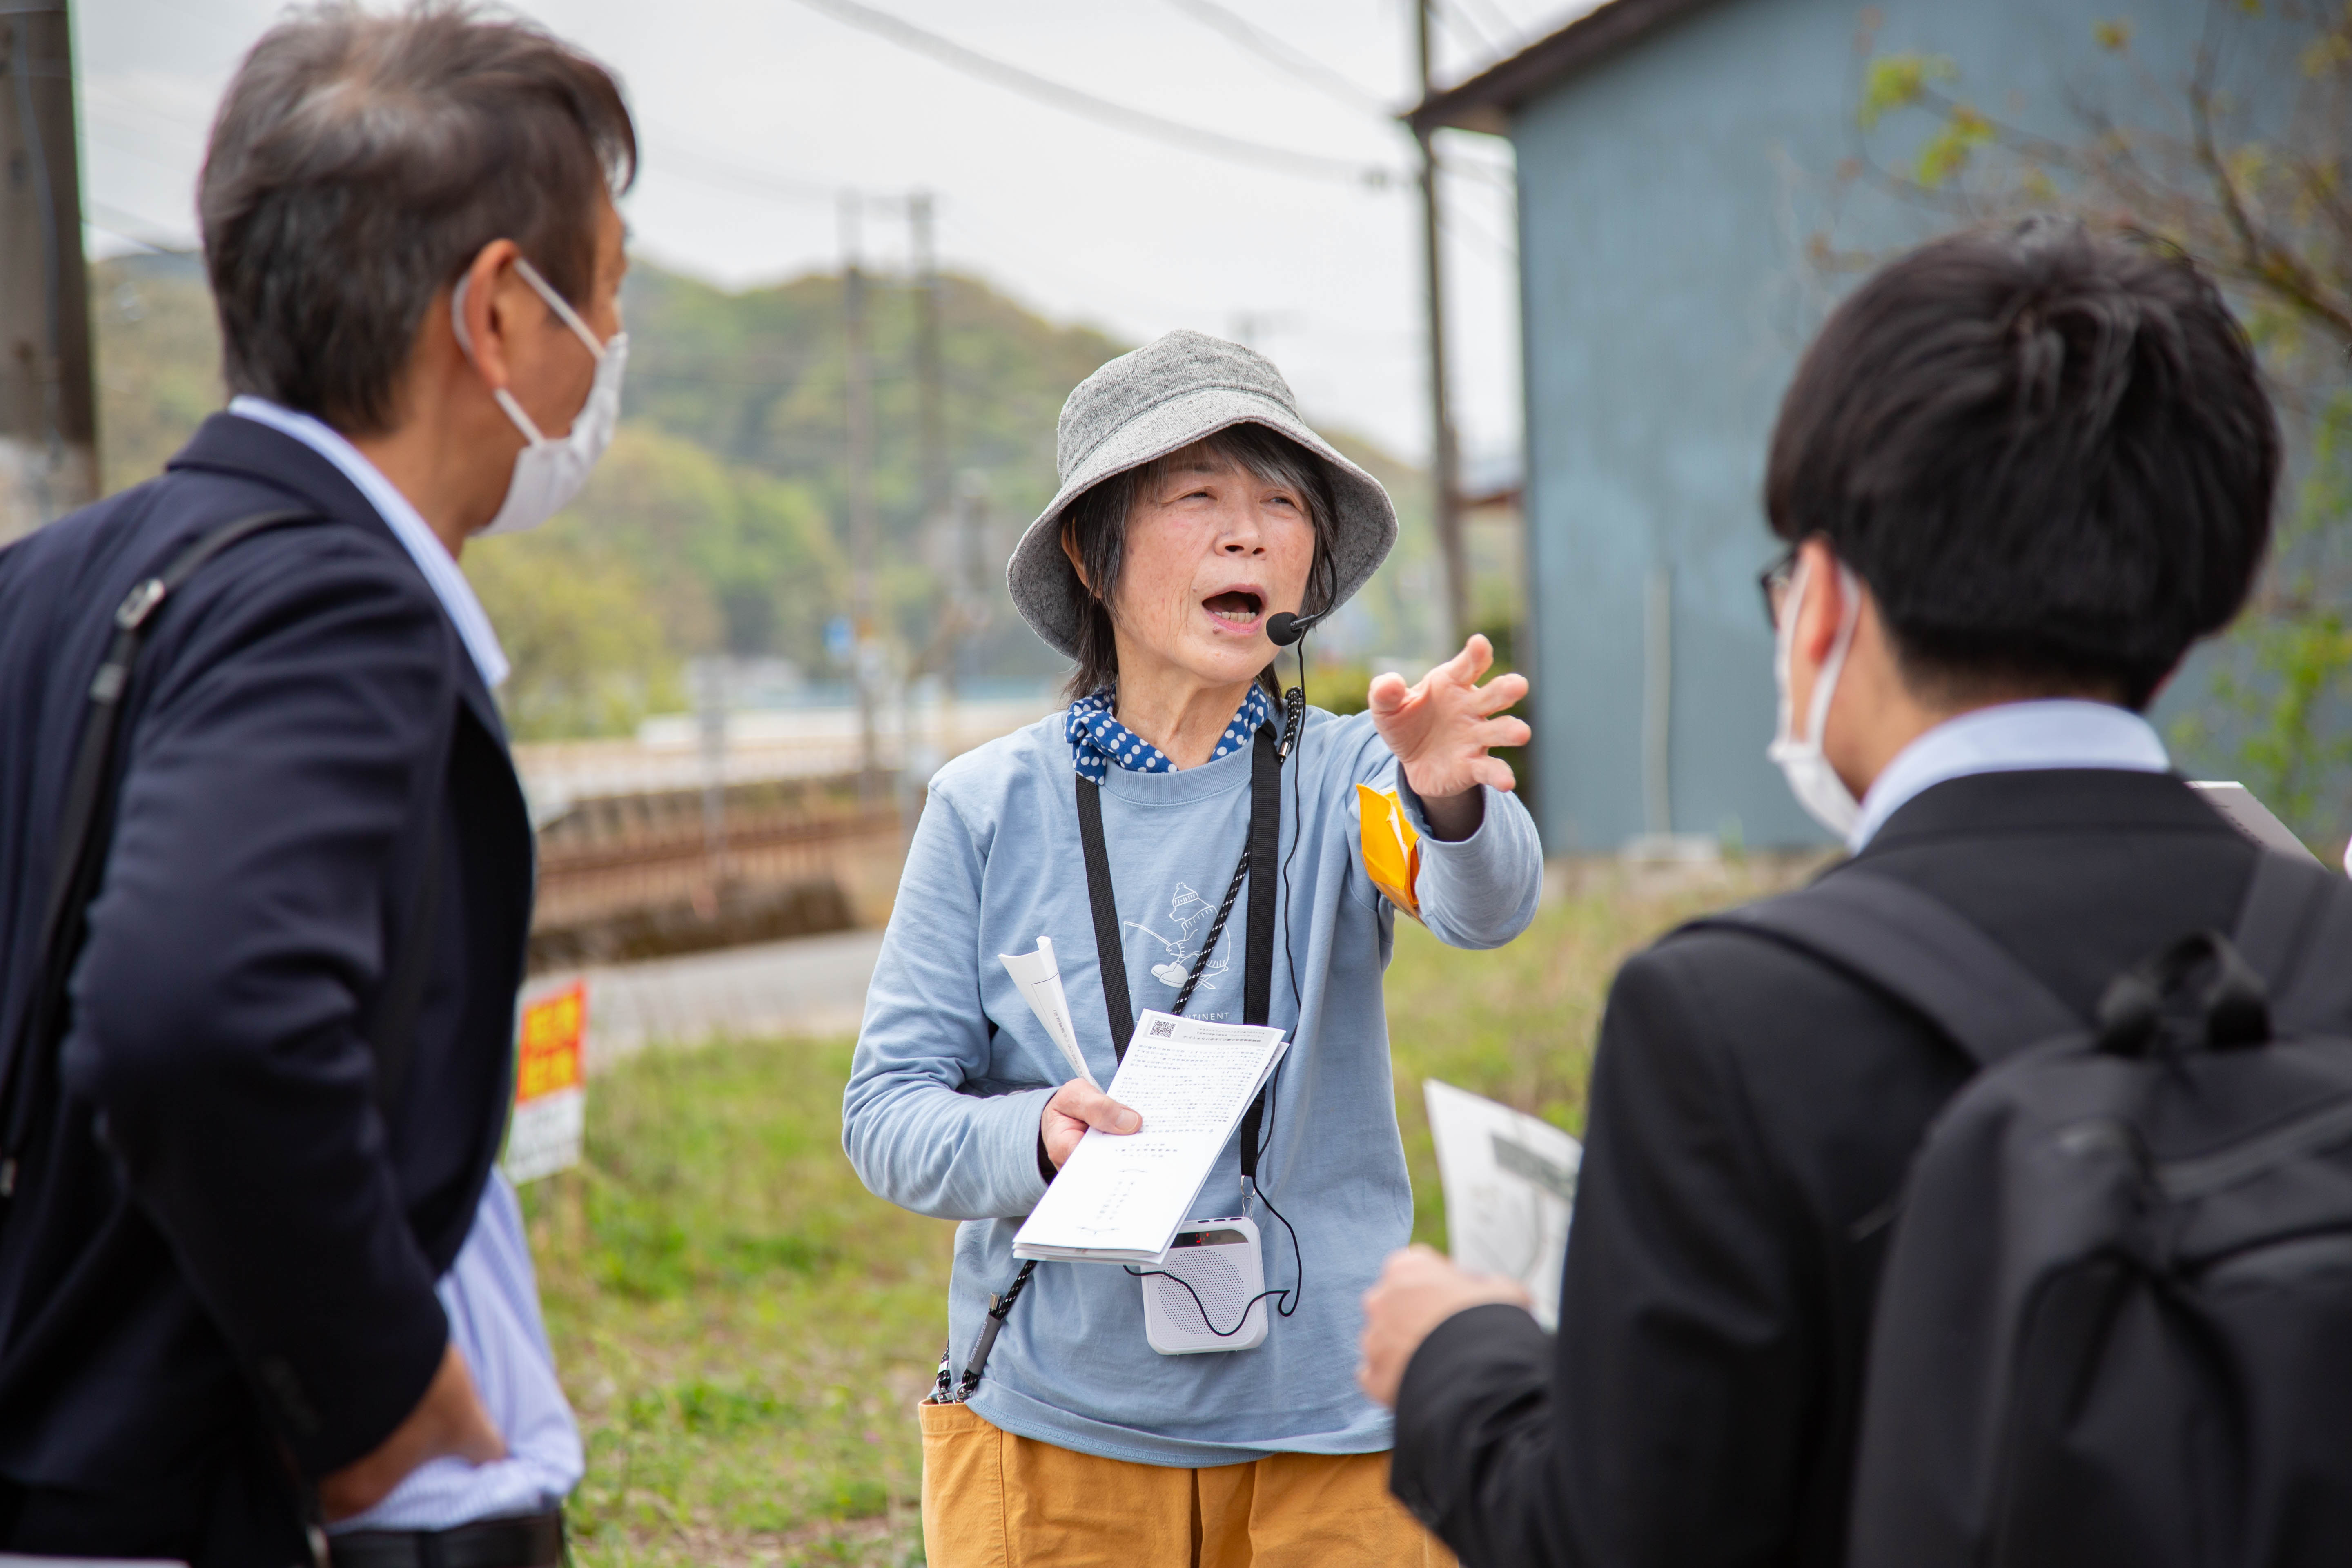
[[2187, 780, 2319, 864], [1013, 1010, 1290, 1265], [1424, 1080, 1583, 1330]]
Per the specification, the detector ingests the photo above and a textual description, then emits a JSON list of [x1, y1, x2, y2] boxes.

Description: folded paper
[[1000, 936, 1097, 1087], [1357, 783, 1423, 920]]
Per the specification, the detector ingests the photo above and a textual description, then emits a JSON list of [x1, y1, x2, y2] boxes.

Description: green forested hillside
[[91, 252, 1444, 738]]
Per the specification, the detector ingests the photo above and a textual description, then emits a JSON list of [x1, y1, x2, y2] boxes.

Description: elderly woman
[[844, 331, 1542, 1566]]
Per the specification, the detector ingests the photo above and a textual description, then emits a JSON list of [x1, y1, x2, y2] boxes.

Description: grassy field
[[523, 858, 1814, 1565]]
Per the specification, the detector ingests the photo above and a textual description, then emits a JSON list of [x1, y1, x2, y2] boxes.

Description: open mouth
[[1203, 590, 1264, 628]]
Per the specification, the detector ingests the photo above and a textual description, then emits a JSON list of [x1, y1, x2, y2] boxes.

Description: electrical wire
[[1159, 0, 1394, 116], [1430, 0, 1498, 55], [782, 0, 1403, 190], [86, 199, 195, 252], [1445, 0, 1524, 56]]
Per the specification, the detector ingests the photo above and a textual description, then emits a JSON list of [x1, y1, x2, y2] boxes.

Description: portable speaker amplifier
[[1142, 1215, 1268, 1354]]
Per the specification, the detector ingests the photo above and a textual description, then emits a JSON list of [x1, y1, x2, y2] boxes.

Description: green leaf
[[1859, 52, 1957, 129], [1915, 104, 1994, 188]]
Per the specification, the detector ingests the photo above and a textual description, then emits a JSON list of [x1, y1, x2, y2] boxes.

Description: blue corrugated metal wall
[[1506, 0, 2225, 851]]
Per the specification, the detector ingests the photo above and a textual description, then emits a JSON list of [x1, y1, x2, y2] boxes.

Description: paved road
[[532, 927, 886, 1071]]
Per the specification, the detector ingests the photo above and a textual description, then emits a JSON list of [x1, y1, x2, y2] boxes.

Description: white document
[[2187, 780, 2319, 864], [1013, 1010, 1289, 1265], [1424, 1080, 1582, 1330], [1000, 936, 1096, 1087]]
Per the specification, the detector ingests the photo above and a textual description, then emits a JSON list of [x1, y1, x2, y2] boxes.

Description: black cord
[[1256, 1180, 1304, 1317], [1125, 1184, 1304, 1334], [1122, 1268, 1292, 1337]]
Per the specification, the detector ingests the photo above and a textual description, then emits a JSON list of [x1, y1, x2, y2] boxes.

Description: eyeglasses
[[1757, 548, 1797, 631]]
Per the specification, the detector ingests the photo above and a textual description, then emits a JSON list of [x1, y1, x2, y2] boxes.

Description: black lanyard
[[942, 714, 1289, 1404], [1074, 719, 1283, 1180]]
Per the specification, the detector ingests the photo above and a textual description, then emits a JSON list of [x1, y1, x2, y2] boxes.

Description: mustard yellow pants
[[919, 1400, 1457, 1568]]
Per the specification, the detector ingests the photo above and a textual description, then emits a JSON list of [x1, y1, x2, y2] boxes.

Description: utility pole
[[1414, 0, 1470, 650], [0, 0, 98, 545], [841, 194, 881, 795], [948, 468, 987, 702], [909, 191, 953, 704], [910, 192, 946, 546]]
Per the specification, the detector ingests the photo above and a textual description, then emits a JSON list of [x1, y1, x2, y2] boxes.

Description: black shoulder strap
[[0, 509, 316, 1196], [1243, 722, 1280, 1029], [1074, 774, 1136, 1061], [1236, 723, 1281, 1180], [1695, 871, 2080, 1069], [2230, 850, 2352, 1028], [0, 508, 444, 1187]]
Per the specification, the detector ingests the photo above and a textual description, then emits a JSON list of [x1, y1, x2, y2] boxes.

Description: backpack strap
[[2232, 850, 2352, 1029], [0, 509, 316, 1199], [1697, 872, 2080, 1069]]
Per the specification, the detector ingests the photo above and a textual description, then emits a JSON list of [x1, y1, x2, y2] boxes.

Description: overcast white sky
[[78, 0, 1599, 468]]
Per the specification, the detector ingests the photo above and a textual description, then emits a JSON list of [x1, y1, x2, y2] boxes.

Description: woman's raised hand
[[1367, 634, 1532, 812]]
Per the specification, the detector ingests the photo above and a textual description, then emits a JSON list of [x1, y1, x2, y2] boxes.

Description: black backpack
[[1711, 853, 2352, 1568]]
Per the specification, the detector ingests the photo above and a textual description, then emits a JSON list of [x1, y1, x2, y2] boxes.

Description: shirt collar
[[227, 396, 510, 690], [1066, 683, 1270, 783], [1850, 699, 2170, 852]]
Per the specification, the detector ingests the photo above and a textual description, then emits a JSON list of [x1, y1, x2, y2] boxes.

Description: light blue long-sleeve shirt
[[843, 707, 1544, 1466]]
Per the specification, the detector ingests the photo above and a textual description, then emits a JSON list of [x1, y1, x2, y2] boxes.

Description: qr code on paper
[[1149, 1018, 1176, 1038]]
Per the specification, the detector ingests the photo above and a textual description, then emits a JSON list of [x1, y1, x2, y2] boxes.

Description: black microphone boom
[[1265, 608, 1330, 647]]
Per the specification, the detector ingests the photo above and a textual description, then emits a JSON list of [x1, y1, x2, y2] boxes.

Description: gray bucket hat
[[1007, 329, 1399, 660]]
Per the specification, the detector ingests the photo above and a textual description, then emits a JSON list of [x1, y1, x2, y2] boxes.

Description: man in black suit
[[1356, 221, 2289, 1565], [0, 9, 635, 1563]]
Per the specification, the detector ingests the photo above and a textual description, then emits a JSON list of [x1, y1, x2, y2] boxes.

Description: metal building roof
[[1404, 0, 1730, 135]]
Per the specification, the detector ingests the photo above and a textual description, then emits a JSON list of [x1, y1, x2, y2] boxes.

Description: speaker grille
[[1154, 1251, 1250, 1335]]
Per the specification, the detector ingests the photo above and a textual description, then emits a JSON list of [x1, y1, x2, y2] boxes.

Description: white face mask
[[1766, 557, 1865, 839], [451, 256, 628, 537]]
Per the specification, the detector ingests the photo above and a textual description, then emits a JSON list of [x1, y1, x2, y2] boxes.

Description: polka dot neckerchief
[[1065, 682, 1271, 784]]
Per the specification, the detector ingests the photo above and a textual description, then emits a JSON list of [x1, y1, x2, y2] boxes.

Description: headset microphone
[[1264, 608, 1331, 647]]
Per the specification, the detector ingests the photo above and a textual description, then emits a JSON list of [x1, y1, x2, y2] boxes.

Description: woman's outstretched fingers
[[1456, 632, 1494, 683], [1477, 671, 1530, 714]]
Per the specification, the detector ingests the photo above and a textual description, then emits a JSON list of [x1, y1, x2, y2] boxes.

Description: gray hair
[[1060, 422, 1341, 702], [199, 2, 637, 435]]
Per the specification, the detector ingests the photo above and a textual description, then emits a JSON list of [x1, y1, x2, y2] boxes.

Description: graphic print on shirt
[[1121, 882, 1231, 1000]]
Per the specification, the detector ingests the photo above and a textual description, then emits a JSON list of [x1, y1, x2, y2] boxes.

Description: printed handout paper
[[1013, 1011, 1289, 1265], [1424, 1079, 1582, 1329]]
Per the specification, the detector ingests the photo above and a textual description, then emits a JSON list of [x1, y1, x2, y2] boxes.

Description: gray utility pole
[[909, 192, 951, 695], [0, 0, 98, 546], [841, 194, 881, 793], [910, 192, 946, 545], [1414, 0, 1470, 650]]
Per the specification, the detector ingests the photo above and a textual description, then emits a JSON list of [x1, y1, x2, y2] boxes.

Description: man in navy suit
[[0, 9, 636, 1563]]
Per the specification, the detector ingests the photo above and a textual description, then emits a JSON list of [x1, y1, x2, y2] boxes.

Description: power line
[[647, 136, 840, 209], [1159, 0, 1394, 116], [86, 198, 195, 252], [1446, 0, 1524, 56], [782, 0, 1401, 190], [1431, 0, 1498, 54]]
